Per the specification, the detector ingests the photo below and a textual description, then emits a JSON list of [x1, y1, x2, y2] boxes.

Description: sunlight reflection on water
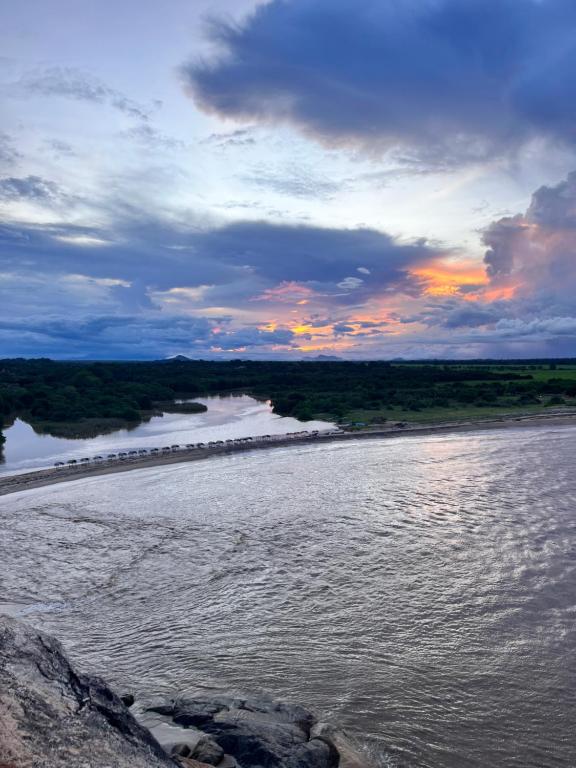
[[0, 394, 333, 473], [1, 425, 576, 767]]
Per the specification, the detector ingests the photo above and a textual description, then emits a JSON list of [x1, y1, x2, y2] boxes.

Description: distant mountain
[[309, 354, 342, 361], [164, 354, 193, 362]]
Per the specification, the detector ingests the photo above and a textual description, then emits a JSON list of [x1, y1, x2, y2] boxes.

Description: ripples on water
[[1, 427, 576, 767]]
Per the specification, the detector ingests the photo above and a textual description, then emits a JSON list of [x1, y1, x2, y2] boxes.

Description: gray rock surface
[[192, 734, 225, 765], [283, 739, 337, 768], [0, 615, 373, 768], [147, 722, 206, 757], [311, 723, 371, 768], [0, 615, 176, 768], [146, 695, 340, 768]]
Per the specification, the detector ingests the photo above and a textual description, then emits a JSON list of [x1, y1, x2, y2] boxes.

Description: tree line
[[1, 357, 575, 448]]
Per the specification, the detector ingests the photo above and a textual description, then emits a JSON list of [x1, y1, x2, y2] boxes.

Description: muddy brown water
[[1, 425, 575, 767]]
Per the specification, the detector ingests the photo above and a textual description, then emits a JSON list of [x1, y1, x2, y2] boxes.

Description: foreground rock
[[0, 615, 176, 768], [144, 695, 369, 768], [0, 615, 373, 768]]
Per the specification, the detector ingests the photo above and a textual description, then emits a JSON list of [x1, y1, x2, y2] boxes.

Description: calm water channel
[[0, 395, 333, 474]]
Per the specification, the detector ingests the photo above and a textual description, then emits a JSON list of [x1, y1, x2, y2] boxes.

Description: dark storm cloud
[[525, 172, 576, 230], [0, 314, 297, 360], [223, 326, 295, 347], [0, 213, 441, 301], [194, 220, 441, 289], [0, 315, 213, 360], [332, 323, 354, 334], [423, 302, 506, 329], [483, 215, 527, 279], [0, 198, 451, 357], [0, 217, 242, 291], [183, 0, 576, 163], [441, 305, 503, 329]]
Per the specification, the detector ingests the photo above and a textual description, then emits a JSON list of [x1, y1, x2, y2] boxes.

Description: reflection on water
[[1, 425, 576, 767], [0, 395, 333, 474]]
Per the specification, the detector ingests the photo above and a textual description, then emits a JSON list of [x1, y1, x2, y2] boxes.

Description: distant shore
[[1, 409, 576, 498]]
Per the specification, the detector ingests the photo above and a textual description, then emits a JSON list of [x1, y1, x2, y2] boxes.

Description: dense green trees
[[0, 357, 575, 450]]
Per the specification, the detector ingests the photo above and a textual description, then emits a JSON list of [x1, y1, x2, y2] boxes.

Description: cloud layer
[[484, 171, 576, 314], [184, 0, 576, 163], [18, 67, 154, 121], [3, 165, 576, 357], [3, 0, 576, 359]]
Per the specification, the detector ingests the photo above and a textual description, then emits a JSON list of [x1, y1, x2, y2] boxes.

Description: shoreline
[[1, 409, 576, 498]]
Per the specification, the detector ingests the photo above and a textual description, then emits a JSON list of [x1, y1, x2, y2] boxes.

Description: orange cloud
[[410, 259, 488, 297], [348, 310, 403, 327], [290, 323, 334, 336], [410, 258, 520, 302], [481, 283, 519, 302]]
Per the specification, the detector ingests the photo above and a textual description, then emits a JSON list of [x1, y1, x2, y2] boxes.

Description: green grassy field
[[343, 402, 574, 427]]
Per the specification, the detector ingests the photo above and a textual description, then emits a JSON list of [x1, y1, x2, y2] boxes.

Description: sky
[[1, 0, 576, 360]]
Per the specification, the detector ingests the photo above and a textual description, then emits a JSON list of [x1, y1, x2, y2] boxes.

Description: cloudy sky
[[2, 0, 576, 359]]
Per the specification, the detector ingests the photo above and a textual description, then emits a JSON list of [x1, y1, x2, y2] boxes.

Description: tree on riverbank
[[1, 357, 576, 438]]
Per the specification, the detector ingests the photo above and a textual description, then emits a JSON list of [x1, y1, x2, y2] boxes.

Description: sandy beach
[[1, 408, 576, 498]]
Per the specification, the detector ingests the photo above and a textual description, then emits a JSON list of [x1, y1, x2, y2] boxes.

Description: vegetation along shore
[[3, 357, 576, 449]]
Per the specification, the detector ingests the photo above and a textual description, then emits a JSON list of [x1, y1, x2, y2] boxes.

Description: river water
[[0, 395, 333, 474], [1, 425, 575, 767]]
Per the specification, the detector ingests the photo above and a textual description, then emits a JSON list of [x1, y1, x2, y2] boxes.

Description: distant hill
[[164, 354, 193, 362], [308, 354, 342, 361]]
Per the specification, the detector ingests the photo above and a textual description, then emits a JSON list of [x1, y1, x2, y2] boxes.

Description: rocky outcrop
[[311, 724, 370, 768], [0, 616, 373, 768], [0, 615, 176, 768], [143, 695, 368, 768]]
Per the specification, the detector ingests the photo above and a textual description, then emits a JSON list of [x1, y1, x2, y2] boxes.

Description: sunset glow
[[2, 0, 576, 358], [410, 261, 489, 297]]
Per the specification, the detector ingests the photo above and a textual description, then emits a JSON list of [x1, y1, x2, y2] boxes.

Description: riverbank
[[1, 408, 576, 498], [0, 395, 334, 478], [0, 616, 366, 768]]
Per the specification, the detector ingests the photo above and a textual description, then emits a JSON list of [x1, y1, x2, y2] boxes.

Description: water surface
[[0, 395, 333, 474], [1, 425, 575, 767]]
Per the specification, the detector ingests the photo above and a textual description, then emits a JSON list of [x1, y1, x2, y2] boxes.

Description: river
[[0, 394, 333, 474], [1, 425, 575, 767]]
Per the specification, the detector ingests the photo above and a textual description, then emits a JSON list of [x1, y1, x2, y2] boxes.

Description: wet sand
[[1, 409, 576, 498]]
